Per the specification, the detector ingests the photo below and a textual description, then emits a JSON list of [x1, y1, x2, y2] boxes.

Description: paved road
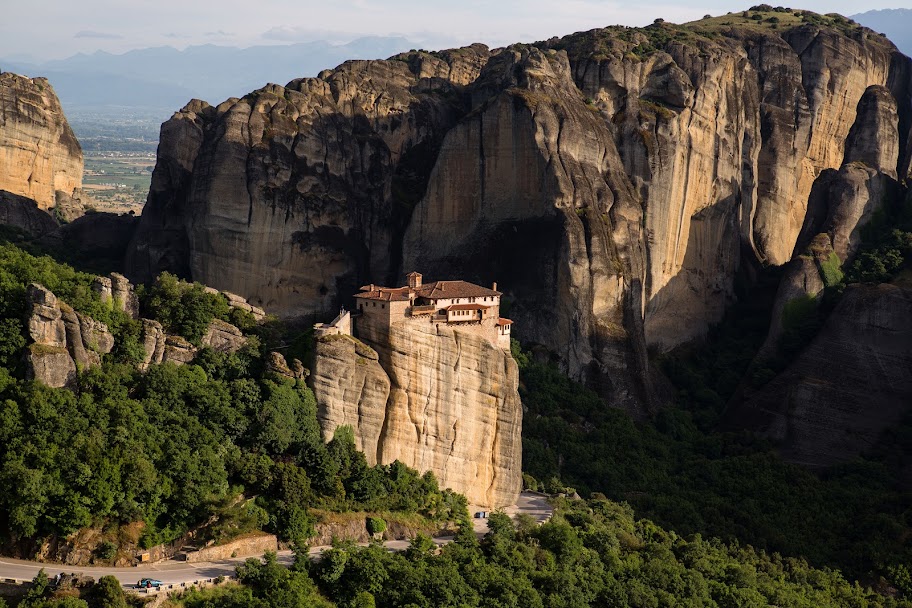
[[0, 492, 553, 590]]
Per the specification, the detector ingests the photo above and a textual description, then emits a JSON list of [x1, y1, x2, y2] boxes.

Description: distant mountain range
[[852, 8, 912, 57], [0, 37, 415, 115]]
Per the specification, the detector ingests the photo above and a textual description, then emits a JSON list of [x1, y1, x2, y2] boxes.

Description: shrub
[[95, 540, 117, 561], [366, 517, 387, 536]]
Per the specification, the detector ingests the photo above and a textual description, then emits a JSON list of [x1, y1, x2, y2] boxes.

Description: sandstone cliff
[[0, 73, 84, 216], [128, 14, 912, 416], [757, 82, 904, 354], [311, 325, 523, 508]]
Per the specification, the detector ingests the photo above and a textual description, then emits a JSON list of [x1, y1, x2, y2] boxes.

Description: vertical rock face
[[311, 336, 391, 462], [126, 46, 491, 314], [0, 190, 59, 236], [128, 18, 912, 416], [0, 73, 84, 213], [758, 81, 904, 354], [728, 284, 912, 467], [311, 325, 523, 508]]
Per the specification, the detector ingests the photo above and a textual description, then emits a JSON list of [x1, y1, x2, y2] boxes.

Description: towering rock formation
[[128, 14, 912, 417], [0, 72, 85, 218], [310, 323, 523, 508]]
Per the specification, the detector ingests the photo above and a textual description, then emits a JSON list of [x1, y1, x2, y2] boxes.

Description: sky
[[2, 0, 909, 62]]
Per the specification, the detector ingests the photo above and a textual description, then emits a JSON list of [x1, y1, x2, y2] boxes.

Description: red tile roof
[[355, 278, 501, 302], [447, 303, 489, 311], [496, 318, 513, 326], [354, 286, 411, 302], [416, 280, 500, 299]]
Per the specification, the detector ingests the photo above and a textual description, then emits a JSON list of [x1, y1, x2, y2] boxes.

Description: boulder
[[201, 318, 246, 353]]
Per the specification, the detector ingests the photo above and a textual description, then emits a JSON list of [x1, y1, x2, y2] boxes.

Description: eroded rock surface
[[128, 19, 912, 416], [0, 73, 84, 213], [266, 351, 307, 379], [25, 283, 114, 386], [0, 189, 58, 236], [201, 318, 247, 353], [24, 280, 247, 382], [311, 325, 522, 508]]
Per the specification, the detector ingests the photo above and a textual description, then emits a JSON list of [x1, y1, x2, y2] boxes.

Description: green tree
[[91, 575, 128, 608]]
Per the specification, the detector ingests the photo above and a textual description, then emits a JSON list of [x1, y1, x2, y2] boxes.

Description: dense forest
[[13, 497, 911, 608]]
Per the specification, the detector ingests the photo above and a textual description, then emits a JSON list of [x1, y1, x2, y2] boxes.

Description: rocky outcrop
[[201, 318, 247, 353], [0, 189, 58, 236], [24, 279, 248, 382], [759, 82, 904, 354], [312, 335, 391, 462], [137, 323, 190, 370], [25, 283, 114, 386], [266, 351, 307, 380], [0, 72, 84, 214], [125, 46, 490, 309], [728, 283, 912, 468], [207, 289, 267, 321], [138, 318, 245, 370], [311, 325, 523, 508], [128, 15, 912, 415], [91, 272, 141, 318]]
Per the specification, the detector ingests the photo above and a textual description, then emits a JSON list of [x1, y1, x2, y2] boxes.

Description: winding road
[[0, 492, 552, 591]]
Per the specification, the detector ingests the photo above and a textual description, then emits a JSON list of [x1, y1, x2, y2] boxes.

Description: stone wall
[[180, 534, 278, 563]]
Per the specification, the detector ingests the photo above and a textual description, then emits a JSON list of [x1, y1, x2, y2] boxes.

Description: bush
[[366, 517, 387, 536], [95, 540, 117, 561], [140, 272, 231, 345]]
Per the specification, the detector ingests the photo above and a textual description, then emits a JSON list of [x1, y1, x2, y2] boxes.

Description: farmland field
[[82, 153, 155, 214], [69, 106, 166, 215]]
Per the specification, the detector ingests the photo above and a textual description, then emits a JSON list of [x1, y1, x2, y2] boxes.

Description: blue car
[[136, 578, 163, 589]]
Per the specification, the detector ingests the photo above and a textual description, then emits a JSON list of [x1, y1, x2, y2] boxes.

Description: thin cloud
[[261, 25, 367, 43], [74, 30, 124, 40]]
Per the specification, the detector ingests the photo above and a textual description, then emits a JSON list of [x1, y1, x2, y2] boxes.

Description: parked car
[[136, 578, 163, 589], [474, 511, 488, 518]]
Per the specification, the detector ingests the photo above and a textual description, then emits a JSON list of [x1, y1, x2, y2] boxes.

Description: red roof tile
[[447, 303, 489, 311], [355, 277, 501, 302], [415, 280, 500, 299], [496, 318, 513, 326], [354, 286, 411, 302]]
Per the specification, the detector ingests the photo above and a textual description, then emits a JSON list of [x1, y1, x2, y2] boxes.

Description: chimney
[[492, 281, 497, 291], [370, 283, 375, 291], [408, 272, 422, 289]]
